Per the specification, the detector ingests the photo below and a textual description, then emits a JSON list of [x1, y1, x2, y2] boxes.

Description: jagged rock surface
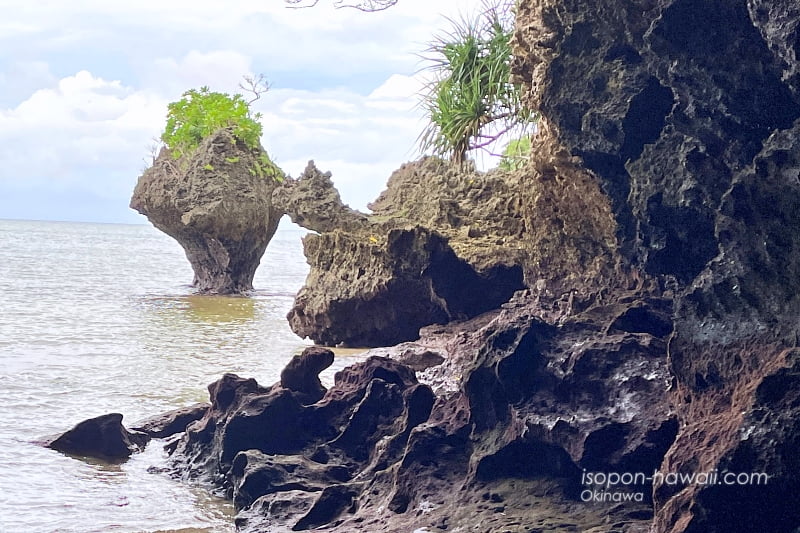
[[514, 0, 800, 531], [142, 2, 800, 531], [166, 292, 674, 532], [273, 161, 368, 234], [368, 157, 528, 273], [274, 159, 528, 347], [131, 128, 283, 294], [280, 346, 335, 404]]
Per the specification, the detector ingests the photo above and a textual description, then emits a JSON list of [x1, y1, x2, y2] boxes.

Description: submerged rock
[[131, 402, 209, 439], [130, 128, 283, 294], [44, 413, 149, 461]]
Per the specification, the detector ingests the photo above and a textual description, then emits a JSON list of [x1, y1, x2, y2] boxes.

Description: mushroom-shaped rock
[[44, 413, 150, 461], [130, 128, 283, 294], [280, 346, 335, 403]]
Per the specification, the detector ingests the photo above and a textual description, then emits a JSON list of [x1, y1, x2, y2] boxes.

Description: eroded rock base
[[131, 128, 282, 294]]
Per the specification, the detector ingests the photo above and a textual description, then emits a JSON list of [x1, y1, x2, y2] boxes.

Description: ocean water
[[0, 218, 359, 533]]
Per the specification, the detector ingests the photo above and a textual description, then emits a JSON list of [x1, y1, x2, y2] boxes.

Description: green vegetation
[[157, 80, 282, 181], [418, 1, 532, 164], [499, 136, 532, 171], [253, 152, 282, 180], [161, 87, 264, 158]]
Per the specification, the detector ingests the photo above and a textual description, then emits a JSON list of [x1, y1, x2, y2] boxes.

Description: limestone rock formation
[[44, 413, 150, 461], [273, 161, 368, 234], [137, 1, 800, 531], [130, 128, 283, 294], [512, 0, 800, 531], [367, 157, 528, 274], [274, 159, 527, 347]]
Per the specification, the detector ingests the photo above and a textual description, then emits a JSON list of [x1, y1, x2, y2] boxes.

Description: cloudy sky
[[0, 0, 488, 224]]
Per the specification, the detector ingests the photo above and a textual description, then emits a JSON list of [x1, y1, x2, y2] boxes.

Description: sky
[[0, 0, 489, 224]]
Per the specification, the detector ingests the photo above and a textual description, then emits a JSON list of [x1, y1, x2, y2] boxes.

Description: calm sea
[[0, 218, 359, 533]]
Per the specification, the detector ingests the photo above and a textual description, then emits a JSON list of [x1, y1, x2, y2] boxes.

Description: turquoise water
[[0, 219, 358, 532]]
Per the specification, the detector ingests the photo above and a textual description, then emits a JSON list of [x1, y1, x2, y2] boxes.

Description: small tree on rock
[[418, 1, 533, 165]]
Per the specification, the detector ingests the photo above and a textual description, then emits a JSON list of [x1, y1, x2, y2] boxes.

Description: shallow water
[[0, 219, 362, 533]]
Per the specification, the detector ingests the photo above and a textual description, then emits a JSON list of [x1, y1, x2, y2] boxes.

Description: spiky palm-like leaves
[[419, 1, 531, 164]]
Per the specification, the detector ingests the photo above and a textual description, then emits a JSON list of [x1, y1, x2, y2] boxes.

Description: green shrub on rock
[[158, 85, 281, 181], [161, 86, 264, 159]]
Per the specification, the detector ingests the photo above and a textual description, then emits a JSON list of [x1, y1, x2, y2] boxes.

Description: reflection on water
[[185, 295, 257, 323], [0, 219, 368, 533], [145, 295, 258, 324]]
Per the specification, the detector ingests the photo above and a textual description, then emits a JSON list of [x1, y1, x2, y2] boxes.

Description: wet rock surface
[[130, 128, 283, 294], [514, 0, 800, 531], [44, 413, 149, 461]]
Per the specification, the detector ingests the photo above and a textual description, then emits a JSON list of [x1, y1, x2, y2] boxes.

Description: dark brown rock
[[130, 128, 283, 294], [292, 483, 361, 531], [230, 450, 352, 510], [167, 293, 672, 532], [131, 403, 209, 438], [234, 490, 316, 532], [44, 413, 150, 461], [280, 346, 334, 403], [168, 355, 461, 531]]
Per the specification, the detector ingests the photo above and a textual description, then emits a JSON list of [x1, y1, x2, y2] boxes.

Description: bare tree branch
[[239, 74, 271, 105], [469, 123, 517, 150], [285, 0, 399, 11]]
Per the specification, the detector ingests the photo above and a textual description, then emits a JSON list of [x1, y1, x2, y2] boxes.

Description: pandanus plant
[[418, 1, 534, 165]]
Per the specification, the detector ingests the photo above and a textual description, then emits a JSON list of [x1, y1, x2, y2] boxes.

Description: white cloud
[[148, 51, 254, 98], [0, 71, 165, 189], [0, 0, 491, 221], [252, 73, 429, 209]]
